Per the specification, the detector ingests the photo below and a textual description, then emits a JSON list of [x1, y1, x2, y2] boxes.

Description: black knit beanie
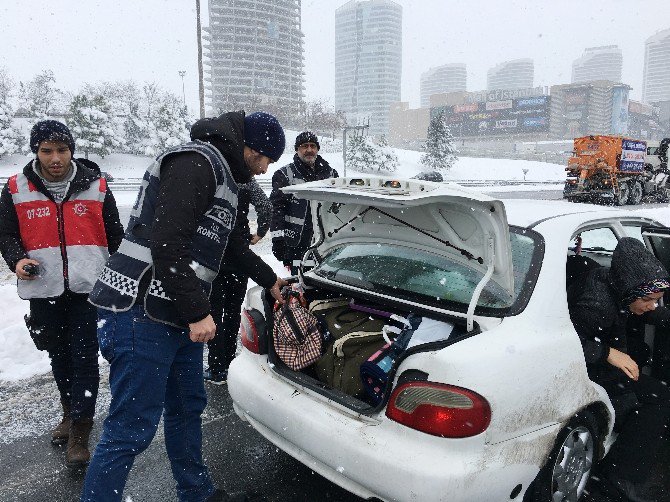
[[30, 120, 75, 154], [243, 112, 286, 162], [294, 131, 320, 150]]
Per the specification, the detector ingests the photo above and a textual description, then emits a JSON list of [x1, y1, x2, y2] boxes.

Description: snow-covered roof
[[502, 199, 624, 228]]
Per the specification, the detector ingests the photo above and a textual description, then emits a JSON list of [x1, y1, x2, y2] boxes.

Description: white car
[[228, 177, 670, 502]]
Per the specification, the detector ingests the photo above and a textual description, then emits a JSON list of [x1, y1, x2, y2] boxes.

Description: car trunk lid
[[283, 177, 514, 330]]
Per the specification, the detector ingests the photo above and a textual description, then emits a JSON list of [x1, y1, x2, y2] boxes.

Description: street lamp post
[[178, 70, 186, 106]]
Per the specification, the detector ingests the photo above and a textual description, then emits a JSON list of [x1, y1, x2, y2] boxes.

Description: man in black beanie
[[0, 119, 124, 467], [83, 111, 285, 502], [270, 131, 338, 274]]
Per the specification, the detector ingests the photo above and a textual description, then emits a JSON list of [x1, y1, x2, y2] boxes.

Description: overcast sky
[[1, 0, 668, 113]]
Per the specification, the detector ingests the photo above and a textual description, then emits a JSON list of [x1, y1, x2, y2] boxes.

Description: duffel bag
[[312, 303, 387, 397], [273, 288, 326, 370]]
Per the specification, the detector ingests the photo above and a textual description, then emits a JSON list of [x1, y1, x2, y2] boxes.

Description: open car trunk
[[260, 177, 517, 414], [261, 280, 478, 414]]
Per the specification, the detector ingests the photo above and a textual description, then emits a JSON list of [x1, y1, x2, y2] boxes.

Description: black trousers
[[207, 269, 248, 373], [603, 374, 670, 483], [29, 292, 99, 420]]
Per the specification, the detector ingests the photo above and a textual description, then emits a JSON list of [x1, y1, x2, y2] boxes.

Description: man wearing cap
[[270, 131, 338, 274], [0, 120, 124, 466], [82, 111, 286, 502]]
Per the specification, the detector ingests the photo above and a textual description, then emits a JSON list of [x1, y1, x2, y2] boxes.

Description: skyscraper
[[572, 46, 623, 84], [420, 64, 467, 108], [203, 0, 304, 115], [335, 0, 402, 136], [487, 59, 534, 91], [642, 28, 670, 104]]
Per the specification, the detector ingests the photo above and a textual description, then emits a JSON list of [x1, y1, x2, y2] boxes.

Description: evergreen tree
[[421, 112, 458, 171], [377, 135, 398, 173], [67, 93, 124, 158], [345, 134, 377, 173]]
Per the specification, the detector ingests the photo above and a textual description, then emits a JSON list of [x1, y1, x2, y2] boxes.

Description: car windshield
[[313, 227, 541, 316]]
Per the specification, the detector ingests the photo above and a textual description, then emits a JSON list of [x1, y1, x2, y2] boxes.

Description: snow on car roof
[[501, 199, 624, 228]]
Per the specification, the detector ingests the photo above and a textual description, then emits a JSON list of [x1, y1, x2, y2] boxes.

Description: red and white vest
[[9, 170, 110, 299]]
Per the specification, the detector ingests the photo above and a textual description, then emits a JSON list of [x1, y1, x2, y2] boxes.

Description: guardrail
[[0, 176, 562, 192]]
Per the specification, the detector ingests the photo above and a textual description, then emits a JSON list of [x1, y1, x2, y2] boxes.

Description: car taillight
[[386, 381, 491, 438], [239, 310, 259, 353]]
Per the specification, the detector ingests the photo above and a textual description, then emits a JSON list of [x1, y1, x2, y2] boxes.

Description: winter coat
[[568, 237, 670, 390], [270, 154, 338, 265], [0, 159, 124, 299], [90, 111, 276, 325]]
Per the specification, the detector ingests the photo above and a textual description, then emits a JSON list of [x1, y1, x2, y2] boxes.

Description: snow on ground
[[0, 146, 568, 183]]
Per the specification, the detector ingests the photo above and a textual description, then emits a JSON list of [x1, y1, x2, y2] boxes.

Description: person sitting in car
[[568, 237, 670, 502]]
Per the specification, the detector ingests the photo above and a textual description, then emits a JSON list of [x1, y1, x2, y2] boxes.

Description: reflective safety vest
[[271, 162, 337, 247], [9, 169, 109, 299], [88, 141, 238, 327]]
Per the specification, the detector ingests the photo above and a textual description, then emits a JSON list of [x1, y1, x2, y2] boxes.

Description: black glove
[[272, 238, 286, 261]]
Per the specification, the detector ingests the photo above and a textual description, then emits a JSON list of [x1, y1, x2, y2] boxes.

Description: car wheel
[[525, 412, 599, 502], [628, 181, 643, 205], [615, 182, 629, 206]]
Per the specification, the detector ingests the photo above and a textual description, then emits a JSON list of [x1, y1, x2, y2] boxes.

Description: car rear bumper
[[228, 350, 546, 502]]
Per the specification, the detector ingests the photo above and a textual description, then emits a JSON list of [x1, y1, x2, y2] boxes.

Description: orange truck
[[562, 135, 666, 205]]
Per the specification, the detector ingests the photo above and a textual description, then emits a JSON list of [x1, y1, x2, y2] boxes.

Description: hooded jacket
[[90, 111, 276, 325], [568, 237, 670, 387], [0, 159, 124, 298]]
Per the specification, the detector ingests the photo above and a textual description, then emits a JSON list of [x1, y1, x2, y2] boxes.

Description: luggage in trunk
[[309, 298, 388, 398]]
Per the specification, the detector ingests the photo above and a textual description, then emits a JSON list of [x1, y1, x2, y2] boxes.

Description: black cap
[[30, 120, 75, 154], [294, 131, 320, 150]]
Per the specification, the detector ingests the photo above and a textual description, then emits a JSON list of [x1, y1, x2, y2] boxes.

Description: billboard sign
[[620, 139, 646, 172], [611, 86, 630, 135], [486, 100, 513, 111], [430, 95, 550, 136]]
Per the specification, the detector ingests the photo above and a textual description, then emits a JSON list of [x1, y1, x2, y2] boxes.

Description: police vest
[[88, 141, 238, 327], [9, 166, 109, 299], [274, 163, 336, 247]]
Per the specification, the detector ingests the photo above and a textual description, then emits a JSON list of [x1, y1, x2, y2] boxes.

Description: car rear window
[[312, 226, 543, 316]]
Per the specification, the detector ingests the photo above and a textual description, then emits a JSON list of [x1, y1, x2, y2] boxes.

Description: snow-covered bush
[[124, 102, 152, 155], [144, 95, 192, 157], [345, 134, 397, 173], [421, 112, 458, 171], [0, 70, 24, 158]]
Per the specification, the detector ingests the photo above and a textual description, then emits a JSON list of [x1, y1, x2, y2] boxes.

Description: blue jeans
[[29, 292, 99, 420], [81, 306, 215, 502]]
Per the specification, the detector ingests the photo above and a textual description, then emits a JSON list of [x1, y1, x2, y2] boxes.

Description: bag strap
[[333, 330, 382, 357], [282, 304, 306, 344]]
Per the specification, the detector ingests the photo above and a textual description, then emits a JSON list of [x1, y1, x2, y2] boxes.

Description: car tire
[[525, 411, 599, 502], [615, 182, 629, 206], [628, 181, 643, 205]]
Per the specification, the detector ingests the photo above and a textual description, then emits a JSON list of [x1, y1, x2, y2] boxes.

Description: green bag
[[310, 299, 387, 397]]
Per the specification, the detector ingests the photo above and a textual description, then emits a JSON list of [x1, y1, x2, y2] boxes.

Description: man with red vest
[[0, 120, 124, 467]]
